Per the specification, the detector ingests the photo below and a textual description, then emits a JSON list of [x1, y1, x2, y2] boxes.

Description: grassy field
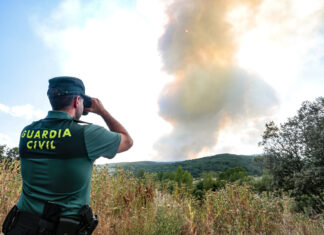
[[1, 161, 323, 234]]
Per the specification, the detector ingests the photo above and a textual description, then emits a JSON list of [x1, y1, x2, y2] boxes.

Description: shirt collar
[[46, 110, 73, 120]]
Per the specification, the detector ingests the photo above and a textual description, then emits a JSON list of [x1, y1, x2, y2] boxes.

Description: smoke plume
[[155, 0, 278, 160]]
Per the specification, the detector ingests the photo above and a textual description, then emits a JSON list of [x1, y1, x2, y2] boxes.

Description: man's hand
[[85, 98, 105, 115], [85, 97, 133, 153]]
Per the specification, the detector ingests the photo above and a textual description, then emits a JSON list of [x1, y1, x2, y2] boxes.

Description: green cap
[[47, 76, 92, 115]]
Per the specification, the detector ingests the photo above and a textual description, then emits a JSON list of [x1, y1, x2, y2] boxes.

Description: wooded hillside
[[106, 153, 261, 178]]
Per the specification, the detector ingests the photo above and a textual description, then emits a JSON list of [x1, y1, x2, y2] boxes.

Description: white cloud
[[0, 103, 45, 120], [0, 104, 10, 113], [0, 133, 11, 145], [0, 132, 18, 147]]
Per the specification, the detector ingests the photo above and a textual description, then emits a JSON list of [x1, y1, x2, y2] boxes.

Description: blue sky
[[0, 0, 136, 103], [0, 0, 139, 149], [0, 1, 65, 148], [0, 0, 323, 163], [0, 1, 58, 103], [0, 1, 56, 145]]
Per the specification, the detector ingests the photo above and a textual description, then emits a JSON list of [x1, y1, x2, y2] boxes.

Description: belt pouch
[[2, 205, 19, 234], [56, 218, 80, 235]]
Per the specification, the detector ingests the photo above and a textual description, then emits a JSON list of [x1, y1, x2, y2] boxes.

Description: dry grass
[[0, 160, 21, 227], [1, 161, 323, 234]]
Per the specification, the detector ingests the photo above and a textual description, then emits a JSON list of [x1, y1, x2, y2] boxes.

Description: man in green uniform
[[2, 76, 133, 234]]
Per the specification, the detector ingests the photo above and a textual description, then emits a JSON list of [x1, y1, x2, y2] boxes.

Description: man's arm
[[85, 98, 133, 153]]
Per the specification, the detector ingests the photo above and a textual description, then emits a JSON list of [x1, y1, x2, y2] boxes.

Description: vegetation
[[259, 97, 324, 215], [1, 161, 323, 234], [0, 145, 19, 162], [156, 166, 193, 188]]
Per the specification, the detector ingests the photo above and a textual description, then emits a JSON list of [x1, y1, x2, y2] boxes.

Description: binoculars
[[82, 95, 92, 116]]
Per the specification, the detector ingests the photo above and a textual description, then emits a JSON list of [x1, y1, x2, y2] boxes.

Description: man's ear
[[73, 96, 81, 108]]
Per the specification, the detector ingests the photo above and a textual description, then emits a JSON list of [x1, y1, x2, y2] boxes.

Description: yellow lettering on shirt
[[62, 128, 72, 138], [21, 130, 27, 138], [42, 130, 48, 139], [50, 140, 56, 149], [27, 141, 33, 149], [27, 130, 34, 138], [34, 130, 41, 139], [39, 141, 46, 149], [24, 128, 73, 150], [49, 130, 57, 139]]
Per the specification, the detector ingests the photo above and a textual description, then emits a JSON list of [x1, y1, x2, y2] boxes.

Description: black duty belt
[[2, 204, 98, 235], [19, 210, 48, 228], [18, 210, 61, 233]]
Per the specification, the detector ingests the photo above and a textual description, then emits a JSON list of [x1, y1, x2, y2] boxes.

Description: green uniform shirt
[[17, 111, 121, 217]]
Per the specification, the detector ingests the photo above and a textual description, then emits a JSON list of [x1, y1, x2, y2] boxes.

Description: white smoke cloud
[[153, 0, 324, 160], [155, 0, 280, 160]]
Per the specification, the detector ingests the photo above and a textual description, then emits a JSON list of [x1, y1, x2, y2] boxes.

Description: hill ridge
[[104, 153, 261, 177]]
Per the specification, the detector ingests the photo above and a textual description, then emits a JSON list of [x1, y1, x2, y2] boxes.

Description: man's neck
[[55, 109, 76, 119]]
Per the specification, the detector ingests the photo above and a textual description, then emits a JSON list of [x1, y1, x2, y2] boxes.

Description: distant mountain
[[104, 153, 262, 178]]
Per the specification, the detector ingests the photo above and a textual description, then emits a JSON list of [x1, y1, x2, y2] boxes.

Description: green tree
[[6, 147, 19, 160], [157, 166, 193, 189], [253, 155, 265, 171], [174, 166, 193, 187], [0, 144, 6, 161], [259, 97, 324, 214], [0, 144, 19, 162], [182, 171, 193, 187], [218, 167, 248, 182], [136, 168, 146, 178]]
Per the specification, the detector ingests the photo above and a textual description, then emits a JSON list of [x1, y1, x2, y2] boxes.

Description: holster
[[55, 218, 80, 235], [77, 205, 98, 235], [2, 205, 19, 234], [38, 201, 62, 235], [54, 205, 98, 235]]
